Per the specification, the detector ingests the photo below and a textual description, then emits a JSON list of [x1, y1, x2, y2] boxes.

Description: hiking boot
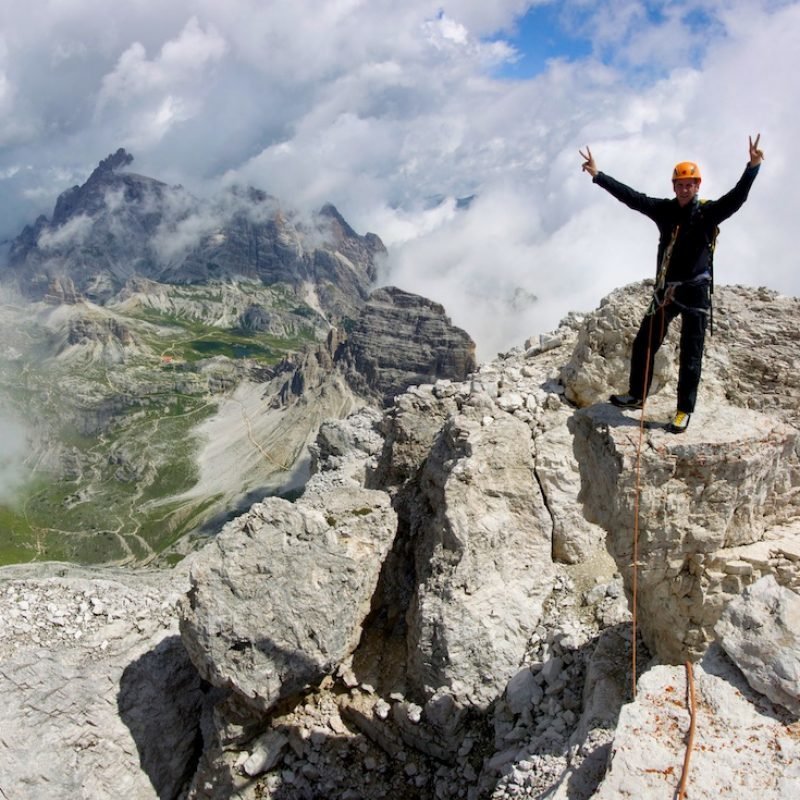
[[667, 410, 691, 434], [610, 393, 643, 409]]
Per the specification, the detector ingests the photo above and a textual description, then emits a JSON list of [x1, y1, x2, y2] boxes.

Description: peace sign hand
[[580, 146, 598, 178], [749, 134, 764, 167]]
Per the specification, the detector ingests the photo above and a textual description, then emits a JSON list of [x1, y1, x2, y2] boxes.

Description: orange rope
[[630, 307, 656, 696], [630, 300, 667, 696], [629, 292, 698, 798], [677, 660, 698, 800], [631, 415, 644, 695]]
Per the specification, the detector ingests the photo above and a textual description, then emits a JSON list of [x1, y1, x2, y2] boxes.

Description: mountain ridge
[[5, 148, 384, 321], [0, 152, 475, 565]]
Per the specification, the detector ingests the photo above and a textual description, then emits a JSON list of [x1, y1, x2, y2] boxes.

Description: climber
[[579, 135, 764, 433]]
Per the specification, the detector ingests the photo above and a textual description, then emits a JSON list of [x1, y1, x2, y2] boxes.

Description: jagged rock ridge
[[5, 148, 385, 320]]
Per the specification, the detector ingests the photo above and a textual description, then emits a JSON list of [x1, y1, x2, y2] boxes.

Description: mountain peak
[[3, 150, 384, 314], [88, 148, 134, 182]]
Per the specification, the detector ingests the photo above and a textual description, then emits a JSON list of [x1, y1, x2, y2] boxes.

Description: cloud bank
[[0, 0, 797, 358], [0, 410, 28, 504]]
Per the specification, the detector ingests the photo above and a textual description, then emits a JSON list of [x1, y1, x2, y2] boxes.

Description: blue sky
[[0, 0, 797, 356], [497, 4, 593, 79]]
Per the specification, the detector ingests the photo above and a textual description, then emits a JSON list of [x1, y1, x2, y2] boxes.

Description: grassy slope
[[0, 283, 322, 566]]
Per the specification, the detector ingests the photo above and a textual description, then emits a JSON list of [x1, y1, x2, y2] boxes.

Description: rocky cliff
[[335, 285, 477, 405], [1, 282, 799, 799]]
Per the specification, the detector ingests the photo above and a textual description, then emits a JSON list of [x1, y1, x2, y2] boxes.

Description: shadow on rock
[[117, 635, 210, 800]]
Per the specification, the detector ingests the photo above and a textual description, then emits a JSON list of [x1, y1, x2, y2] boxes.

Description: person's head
[[672, 161, 701, 207]]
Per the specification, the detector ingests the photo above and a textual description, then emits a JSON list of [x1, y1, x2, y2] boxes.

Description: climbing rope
[[629, 299, 699, 798], [677, 660, 698, 800], [630, 305, 660, 696]]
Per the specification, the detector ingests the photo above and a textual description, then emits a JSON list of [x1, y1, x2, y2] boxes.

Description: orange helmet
[[672, 161, 702, 182]]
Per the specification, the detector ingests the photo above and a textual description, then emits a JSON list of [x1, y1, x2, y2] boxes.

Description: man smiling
[[580, 135, 764, 433]]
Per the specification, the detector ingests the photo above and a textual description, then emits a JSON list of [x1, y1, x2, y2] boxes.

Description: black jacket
[[593, 164, 760, 285]]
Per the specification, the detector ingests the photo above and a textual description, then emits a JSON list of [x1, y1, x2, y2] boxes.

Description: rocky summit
[[1, 281, 800, 800]]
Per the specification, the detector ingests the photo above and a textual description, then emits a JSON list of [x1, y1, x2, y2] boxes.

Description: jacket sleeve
[[593, 172, 663, 221], [703, 164, 760, 225]]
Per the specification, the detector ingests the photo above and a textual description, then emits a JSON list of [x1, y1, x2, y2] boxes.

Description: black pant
[[628, 284, 710, 414]]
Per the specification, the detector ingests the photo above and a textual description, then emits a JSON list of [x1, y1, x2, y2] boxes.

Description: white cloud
[[37, 214, 94, 250], [0, 0, 797, 359], [94, 17, 227, 147], [0, 410, 28, 504]]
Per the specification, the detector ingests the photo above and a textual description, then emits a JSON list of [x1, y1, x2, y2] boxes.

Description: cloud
[[0, 0, 797, 359], [149, 185, 285, 263], [0, 409, 28, 505], [37, 214, 94, 250], [94, 16, 227, 148]]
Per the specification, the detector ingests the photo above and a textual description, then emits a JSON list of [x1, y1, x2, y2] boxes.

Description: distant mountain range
[[0, 150, 475, 567], [4, 148, 385, 322]]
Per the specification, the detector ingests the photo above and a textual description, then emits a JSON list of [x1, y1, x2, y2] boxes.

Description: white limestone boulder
[[715, 574, 800, 716]]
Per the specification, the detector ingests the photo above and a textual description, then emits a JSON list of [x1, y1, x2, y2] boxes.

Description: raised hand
[[580, 146, 598, 177], [749, 134, 764, 167]]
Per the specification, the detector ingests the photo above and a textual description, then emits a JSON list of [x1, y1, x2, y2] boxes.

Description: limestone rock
[[371, 382, 462, 492], [715, 574, 800, 715], [406, 409, 556, 706], [593, 645, 800, 799], [572, 400, 800, 662], [308, 406, 385, 484], [0, 562, 205, 800], [535, 406, 606, 563], [179, 491, 396, 714]]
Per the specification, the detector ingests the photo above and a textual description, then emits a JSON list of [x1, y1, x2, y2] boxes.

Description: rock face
[[563, 282, 800, 664], [571, 402, 799, 662], [336, 286, 477, 404], [0, 562, 207, 800], [715, 574, 800, 715], [273, 286, 477, 413], [400, 407, 555, 707], [179, 487, 397, 714], [5, 149, 385, 320], [2, 281, 800, 800]]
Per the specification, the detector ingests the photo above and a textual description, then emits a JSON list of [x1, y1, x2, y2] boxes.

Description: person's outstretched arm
[[705, 134, 764, 225], [579, 146, 662, 219]]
